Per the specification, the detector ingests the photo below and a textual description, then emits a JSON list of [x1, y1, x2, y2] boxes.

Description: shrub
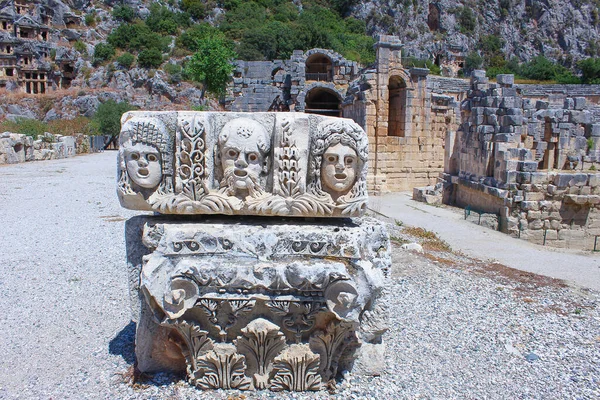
[[218, 2, 374, 64], [0, 118, 46, 138], [519, 56, 578, 82], [176, 23, 222, 51], [93, 43, 115, 65], [465, 51, 483, 72], [85, 13, 96, 27], [116, 52, 135, 68], [164, 63, 182, 83], [138, 48, 163, 68], [73, 40, 87, 55], [107, 22, 170, 53], [579, 58, 600, 84], [164, 63, 182, 75], [180, 0, 208, 19], [113, 5, 136, 22], [145, 3, 190, 34], [48, 116, 98, 136], [458, 7, 477, 33]]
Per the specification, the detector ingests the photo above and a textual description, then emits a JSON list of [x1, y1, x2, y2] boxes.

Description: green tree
[[579, 58, 600, 84], [176, 23, 222, 51], [108, 22, 170, 53], [465, 51, 483, 72], [92, 100, 137, 148], [180, 0, 208, 19], [145, 3, 190, 35], [458, 7, 477, 33], [185, 36, 236, 97]]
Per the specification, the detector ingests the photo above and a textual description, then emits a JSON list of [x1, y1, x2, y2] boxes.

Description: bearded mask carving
[[217, 118, 272, 198]]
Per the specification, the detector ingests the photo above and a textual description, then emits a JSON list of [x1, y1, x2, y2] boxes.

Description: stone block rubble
[[0, 131, 101, 164], [121, 112, 391, 392]]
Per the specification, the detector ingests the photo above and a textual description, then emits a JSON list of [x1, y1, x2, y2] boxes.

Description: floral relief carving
[[192, 343, 252, 390], [270, 344, 322, 391], [234, 318, 286, 389], [167, 320, 214, 375], [309, 321, 354, 382]]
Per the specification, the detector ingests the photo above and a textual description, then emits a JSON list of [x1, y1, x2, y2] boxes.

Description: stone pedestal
[[126, 216, 390, 390], [119, 112, 390, 391]]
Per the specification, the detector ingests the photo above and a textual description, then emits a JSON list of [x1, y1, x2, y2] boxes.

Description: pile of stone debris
[[0, 131, 105, 164]]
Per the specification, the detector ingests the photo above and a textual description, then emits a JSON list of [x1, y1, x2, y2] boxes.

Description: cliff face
[[351, 0, 600, 65], [0, 0, 599, 124]]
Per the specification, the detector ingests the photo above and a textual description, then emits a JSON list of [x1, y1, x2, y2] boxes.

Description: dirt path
[[371, 192, 600, 291]]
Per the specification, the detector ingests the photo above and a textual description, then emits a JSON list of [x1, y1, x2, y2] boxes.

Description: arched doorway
[[388, 76, 407, 137], [305, 53, 333, 82], [305, 87, 341, 117]]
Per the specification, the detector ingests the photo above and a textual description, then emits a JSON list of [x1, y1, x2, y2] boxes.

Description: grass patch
[[402, 226, 438, 240], [402, 226, 452, 252], [390, 236, 410, 245]]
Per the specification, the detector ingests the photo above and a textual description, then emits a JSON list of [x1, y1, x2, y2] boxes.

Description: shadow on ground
[[109, 320, 136, 365]]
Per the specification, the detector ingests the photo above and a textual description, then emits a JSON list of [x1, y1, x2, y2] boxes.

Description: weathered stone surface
[[118, 112, 368, 217], [126, 216, 391, 389]]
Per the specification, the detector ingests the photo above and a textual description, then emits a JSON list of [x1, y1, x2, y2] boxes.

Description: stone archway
[[388, 75, 408, 137], [305, 53, 333, 82], [305, 87, 341, 117]]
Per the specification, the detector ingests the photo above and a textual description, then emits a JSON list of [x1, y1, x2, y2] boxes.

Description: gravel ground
[[0, 152, 599, 399]]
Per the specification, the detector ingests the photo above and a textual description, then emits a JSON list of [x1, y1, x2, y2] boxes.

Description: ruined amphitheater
[[224, 35, 600, 250]]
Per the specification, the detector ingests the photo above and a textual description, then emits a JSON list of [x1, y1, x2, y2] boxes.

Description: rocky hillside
[[1, 0, 599, 126], [354, 0, 600, 66]]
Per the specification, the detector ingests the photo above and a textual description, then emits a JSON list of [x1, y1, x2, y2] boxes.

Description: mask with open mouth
[[218, 118, 272, 198], [124, 143, 162, 189], [321, 142, 358, 197]]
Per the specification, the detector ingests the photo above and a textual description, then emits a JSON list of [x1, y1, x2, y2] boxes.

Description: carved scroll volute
[[234, 318, 286, 390], [193, 343, 252, 390], [270, 344, 322, 391], [324, 280, 359, 321], [163, 277, 199, 319]]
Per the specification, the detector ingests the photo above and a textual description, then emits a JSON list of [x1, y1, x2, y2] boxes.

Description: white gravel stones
[[0, 152, 598, 399]]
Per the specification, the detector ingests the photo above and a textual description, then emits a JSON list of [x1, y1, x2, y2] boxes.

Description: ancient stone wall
[[440, 71, 600, 249]]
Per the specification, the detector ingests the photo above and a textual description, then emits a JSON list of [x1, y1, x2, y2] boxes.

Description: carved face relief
[[218, 118, 271, 197], [124, 143, 162, 189], [321, 143, 358, 196]]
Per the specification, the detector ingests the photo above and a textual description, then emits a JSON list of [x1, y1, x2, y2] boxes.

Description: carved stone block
[[117, 112, 368, 217], [126, 216, 391, 390]]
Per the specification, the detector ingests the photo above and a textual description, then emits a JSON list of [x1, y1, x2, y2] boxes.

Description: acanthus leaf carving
[[166, 320, 214, 375], [270, 344, 322, 391], [192, 343, 251, 390], [309, 321, 354, 382], [234, 318, 286, 390]]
